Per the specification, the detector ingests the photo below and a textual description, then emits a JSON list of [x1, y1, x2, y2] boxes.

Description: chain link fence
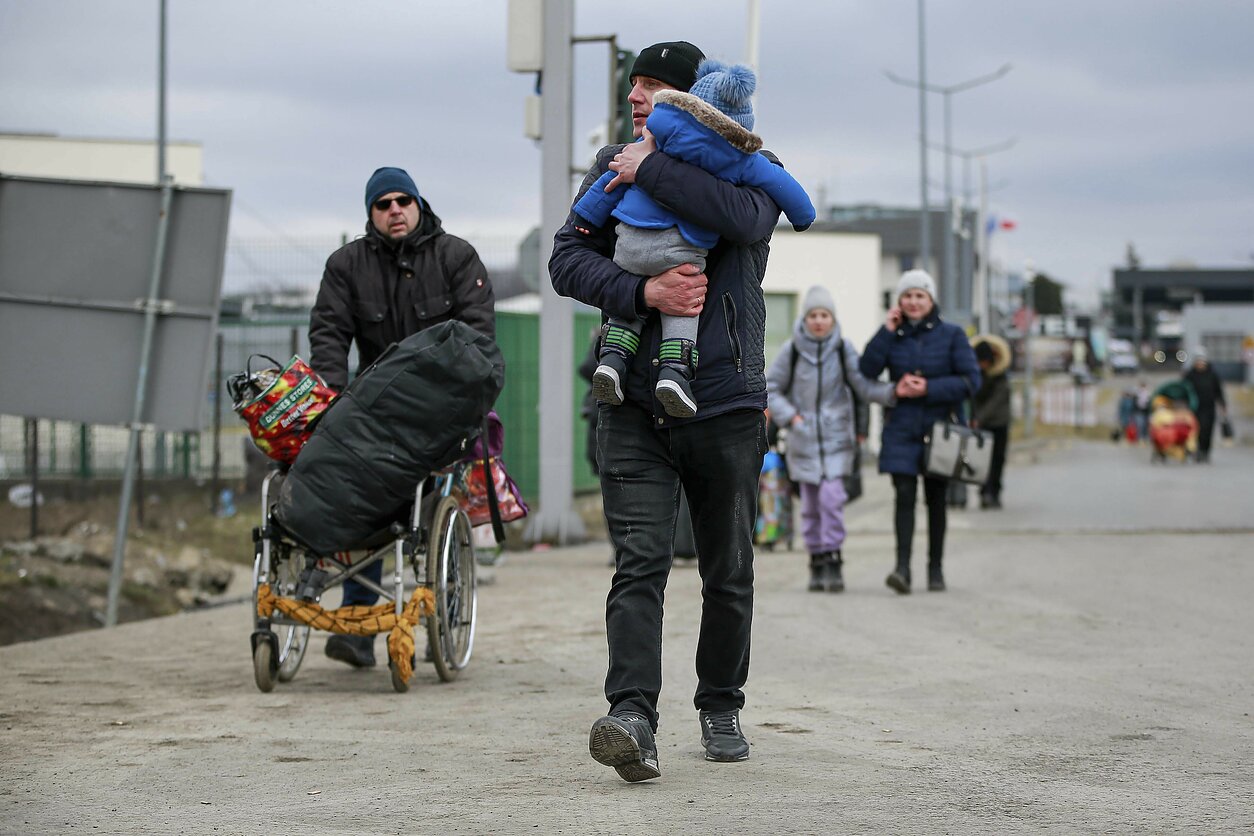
[[0, 231, 537, 489]]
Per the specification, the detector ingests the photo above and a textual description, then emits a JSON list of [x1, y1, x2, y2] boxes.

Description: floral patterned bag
[[227, 354, 336, 464], [451, 411, 528, 537]]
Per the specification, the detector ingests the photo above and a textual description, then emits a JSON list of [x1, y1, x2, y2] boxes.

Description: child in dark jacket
[[573, 59, 815, 419], [971, 335, 1012, 508]]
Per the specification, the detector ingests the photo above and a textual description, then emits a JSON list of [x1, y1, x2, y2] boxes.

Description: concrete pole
[[917, 0, 930, 273], [977, 157, 990, 331], [745, 0, 761, 70], [527, 0, 586, 545], [941, 91, 954, 309]]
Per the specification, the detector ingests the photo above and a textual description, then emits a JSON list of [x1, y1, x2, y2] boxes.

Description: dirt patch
[[0, 483, 256, 646]]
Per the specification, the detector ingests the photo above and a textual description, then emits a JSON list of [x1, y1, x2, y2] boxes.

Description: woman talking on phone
[[859, 270, 980, 594]]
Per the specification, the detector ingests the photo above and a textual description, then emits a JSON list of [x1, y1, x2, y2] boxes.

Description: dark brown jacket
[[309, 201, 494, 391]]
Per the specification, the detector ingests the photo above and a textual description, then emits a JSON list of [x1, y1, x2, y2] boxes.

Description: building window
[[1201, 333, 1242, 363], [764, 292, 796, 357]]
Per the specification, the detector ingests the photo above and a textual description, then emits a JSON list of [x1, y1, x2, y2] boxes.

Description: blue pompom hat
[[364, 166, 420, 214], [687, 59, 757, 131]]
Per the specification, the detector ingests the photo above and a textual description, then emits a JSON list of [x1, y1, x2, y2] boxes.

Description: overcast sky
[[3, 1, 1252, 305]]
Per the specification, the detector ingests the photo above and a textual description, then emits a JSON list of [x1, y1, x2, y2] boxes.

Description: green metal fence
[[1, 311, 604, 504], [492, 310, 601, 500]]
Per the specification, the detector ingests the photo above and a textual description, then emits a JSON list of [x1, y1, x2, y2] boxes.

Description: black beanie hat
[[629, 41, 705, 92], [975, 341, 997, 363]]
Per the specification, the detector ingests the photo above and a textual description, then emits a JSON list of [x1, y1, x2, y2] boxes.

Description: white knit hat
[[802, 284, 836, 317], [896, 269, 936, 301]]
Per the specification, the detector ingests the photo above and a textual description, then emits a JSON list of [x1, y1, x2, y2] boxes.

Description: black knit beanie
[[629, 41, 705, 92]]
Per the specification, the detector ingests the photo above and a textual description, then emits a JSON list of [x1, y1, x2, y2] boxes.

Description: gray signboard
[[0, 174, 231, 431]]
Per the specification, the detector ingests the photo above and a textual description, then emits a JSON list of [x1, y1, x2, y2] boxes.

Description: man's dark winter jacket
[[549, 142, 786, 426], [310, 201, 495, 392], [1183, 365, 1226, 418], [859, 311, 981, 476]]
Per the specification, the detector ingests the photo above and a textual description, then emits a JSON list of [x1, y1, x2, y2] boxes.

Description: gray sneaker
[[655, 366, 697, 418], [589, 713, 661, 782], [699, 709, 750, 762], [592, 353, 628, 406]]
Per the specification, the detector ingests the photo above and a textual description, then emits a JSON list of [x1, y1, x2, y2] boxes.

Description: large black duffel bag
[[275, 320, 505, 555]]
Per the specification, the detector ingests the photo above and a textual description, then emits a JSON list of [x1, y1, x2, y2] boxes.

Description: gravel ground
[[2, 439, 1252, 835]]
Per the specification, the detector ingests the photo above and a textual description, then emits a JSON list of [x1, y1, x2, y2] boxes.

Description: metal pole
[[157, 0, 167, 184], [27, 418, 39, 540], [607, 36, 617, 144], [526, 0, 585, 545], [105, 181, 174, 627], [746, 0, 761, 71], [887, 61, 1011, 282], [937, 137, 1013, 331], [917, 0, 929, 272], [1023, 263, 1036, 440], [211, 332, 223, 514], [978, 157, 990, 331], [135, 433, 145, 528], [942, 90, 954, 307]]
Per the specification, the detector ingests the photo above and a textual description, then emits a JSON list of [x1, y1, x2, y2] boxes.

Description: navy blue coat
[[859, 311, 981, 475], [550, 142, 786, 426]]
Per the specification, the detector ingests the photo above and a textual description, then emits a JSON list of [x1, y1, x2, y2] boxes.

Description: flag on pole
[[986, 214, 1017, 235]]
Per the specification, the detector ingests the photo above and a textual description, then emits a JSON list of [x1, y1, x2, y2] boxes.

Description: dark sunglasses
[[372, 195, 415, 212]]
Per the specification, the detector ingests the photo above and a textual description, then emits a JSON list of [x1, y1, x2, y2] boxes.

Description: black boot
[[825, 551, 845, 593], [886, 564, 911, 595], [325, 634, 377, 668], [808, 553, 827, 592], [927, 561, 946, 592]]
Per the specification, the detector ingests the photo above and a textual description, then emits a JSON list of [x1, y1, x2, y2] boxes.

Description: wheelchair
[[250, 464, 477, 694]]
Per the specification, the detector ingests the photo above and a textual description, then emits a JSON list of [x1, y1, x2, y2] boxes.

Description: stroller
[[1148, 380, 1199, 463]]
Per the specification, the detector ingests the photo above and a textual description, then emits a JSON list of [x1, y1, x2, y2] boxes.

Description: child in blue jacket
[[574, 59, 815, 418]]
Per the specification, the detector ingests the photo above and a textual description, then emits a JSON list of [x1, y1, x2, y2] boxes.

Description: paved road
[[2, 439, 1251, 835]]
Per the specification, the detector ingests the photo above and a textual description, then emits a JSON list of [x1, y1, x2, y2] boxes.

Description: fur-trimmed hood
[[971, 333, 1011, 376], [653, 89, 762, 154]]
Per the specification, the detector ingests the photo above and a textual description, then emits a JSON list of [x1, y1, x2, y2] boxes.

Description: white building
[[0, 131, 203, 185], [1181, 302, 1254, 384], [761, 227, 883, 358]]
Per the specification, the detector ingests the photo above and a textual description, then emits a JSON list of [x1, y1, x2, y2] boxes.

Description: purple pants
[[799, 478, 847, 554]]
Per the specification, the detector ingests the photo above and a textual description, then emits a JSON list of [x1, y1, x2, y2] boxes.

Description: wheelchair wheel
[[252, 638, 276, 693], [426, 496, 477, 682], [389, 660, 411, 694], [252, 547, 311, 685]]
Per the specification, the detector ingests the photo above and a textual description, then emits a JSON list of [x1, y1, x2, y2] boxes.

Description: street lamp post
[[939, 137, 1016, 331], [886, 62, 1011, 310]]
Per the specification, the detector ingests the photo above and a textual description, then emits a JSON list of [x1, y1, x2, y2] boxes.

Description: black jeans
[[596, 403, 766, 731], [1196, 408, 1216, 457], [891, 473, 948, 570], [982, 425, 1009, 499]]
